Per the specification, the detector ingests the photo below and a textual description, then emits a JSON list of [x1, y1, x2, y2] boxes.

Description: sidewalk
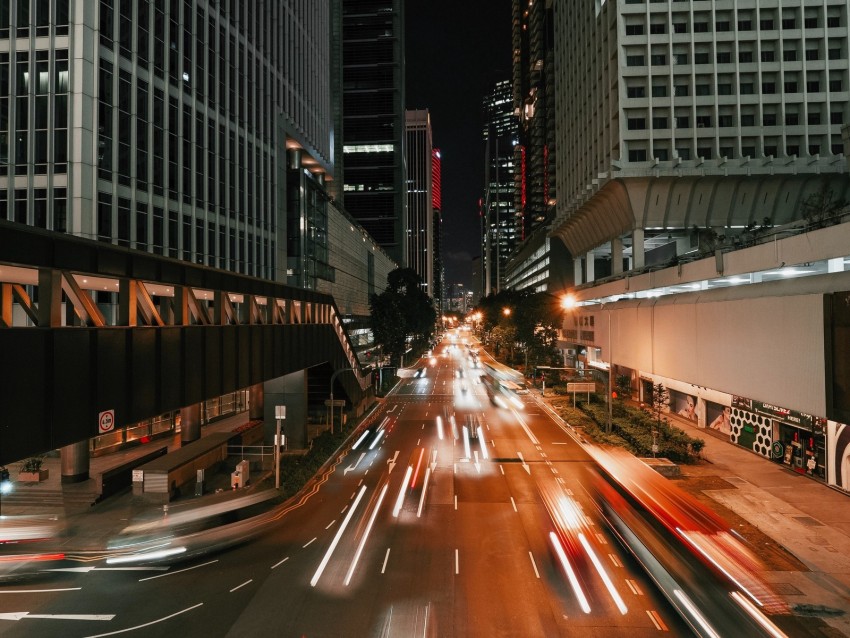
[[534, 388, 850, 634]]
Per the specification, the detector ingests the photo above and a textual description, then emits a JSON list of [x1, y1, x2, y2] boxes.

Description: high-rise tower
[[341, 0, 407, 266], [405, 109, 435, 296], [483, 80, 521, 294]]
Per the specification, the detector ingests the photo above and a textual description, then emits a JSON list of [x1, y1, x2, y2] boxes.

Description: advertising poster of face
[[671, 390, 698, 422], [706, 401, 732, 435], [828, 421, 850, 492]]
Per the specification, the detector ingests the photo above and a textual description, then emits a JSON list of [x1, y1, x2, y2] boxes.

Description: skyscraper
[[512, 0, 557, 237], [551, 0, 850, 283], [483, 80, 521, 294], [341, 0, 408, 266], [0, 2, 341, 283], [432, 147, 445, 312], [405, 109, 435, 296]]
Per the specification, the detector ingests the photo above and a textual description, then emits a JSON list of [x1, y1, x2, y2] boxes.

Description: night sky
[[405, 1, 512, 291]]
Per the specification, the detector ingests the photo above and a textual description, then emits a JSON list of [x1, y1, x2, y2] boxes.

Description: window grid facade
[[1, 1, 335, 282]]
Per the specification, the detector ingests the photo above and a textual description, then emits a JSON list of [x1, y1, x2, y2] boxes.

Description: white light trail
[[392, 466, 413, 517], [417, 468, 431, 517], [477, 426, 488, 459], [462, 426, 471, 459], [106, 547, 187, 565], [436, 416, 444, 440], [673, 589, 721, 638], [351, 430, 370, 450], [311, 485, 367, 587], [549, 532, 591, 614], [730, 591, 789, 638], [345, 483, 389, 586], [578, 533, 627, 615], [368, 429, 385, 450]]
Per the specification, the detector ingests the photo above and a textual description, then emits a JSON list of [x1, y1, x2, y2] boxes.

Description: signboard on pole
[[275, 405, 286, 420], [98, 409, 115, 434]]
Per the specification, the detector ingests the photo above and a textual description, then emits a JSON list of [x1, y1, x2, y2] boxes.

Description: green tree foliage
[[649, 382, 671, 427], [473, 289, 562, 368], [369, 268, 436, 365]]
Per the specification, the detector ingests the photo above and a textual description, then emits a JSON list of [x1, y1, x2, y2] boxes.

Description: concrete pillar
[[632, 228, 645, 269], [611, 237, 624, 275], [180, 403, 202, 444], [38, 269, 62, 327], [263, 371, 308, 450], [585, 250, 595, 282], [249, 383, 264, 420], [60, 440, 90, 484], [574, 257, 584, 285]]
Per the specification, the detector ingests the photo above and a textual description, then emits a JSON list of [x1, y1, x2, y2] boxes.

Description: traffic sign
[[98, 409, 115, 434]]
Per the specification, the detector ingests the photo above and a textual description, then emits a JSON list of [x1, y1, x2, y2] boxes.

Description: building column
[[585, 250, 595, 282], [632, 228, 645, 270], [60, 440, 89, 484], [611, 237, 624, 275], [263, 371, 308, 450], [180, 403, 202, 445], [574, 257, 584, 285], [249, 383, 264, 420]]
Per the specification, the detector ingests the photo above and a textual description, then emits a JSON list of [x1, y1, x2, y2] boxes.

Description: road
[[0, 332, 705, 637]]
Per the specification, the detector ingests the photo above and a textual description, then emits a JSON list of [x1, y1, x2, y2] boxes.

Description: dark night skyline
[[405, 1, 512, 291]]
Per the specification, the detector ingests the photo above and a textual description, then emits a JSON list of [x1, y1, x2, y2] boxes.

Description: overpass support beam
[[60, 440, 89, 484]]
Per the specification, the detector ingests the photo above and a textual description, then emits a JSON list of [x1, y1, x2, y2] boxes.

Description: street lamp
[[561, 294, 613, 434]]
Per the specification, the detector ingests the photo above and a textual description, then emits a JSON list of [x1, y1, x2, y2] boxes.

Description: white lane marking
[[646, 609, 667, 631], [626, 579, 643, 595], [271, 557, 289, 569], [608, 554, 621, 568], [325, 520, 336, 529], [229, 579, 252, 593], [510, 497, 517, 512], [303, 537, 317, 548], [454, 494, 457, 510], [513, 410, 539, 445], [595, 532, 607, 545], [138, 560, 218, 582], [82, 603, 203, 637], [528, 552, 541, 579], [552, 442, 567, 445], [455, 549, 459, 575], [540, 452, 547, 458], [311, 485, 368, 587], [417, 438, 421, 445], [381, 548, 391, 574], [0, 612, 114, 621], [0, 588, 81, 593], [341, 505, 349, 514]]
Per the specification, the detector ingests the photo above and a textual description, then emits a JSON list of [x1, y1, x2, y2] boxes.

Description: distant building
[[405, 109, 436, 297], [432, 148, 445, 312], [340, 0, 408, 266], [482, 80, 521, 294]]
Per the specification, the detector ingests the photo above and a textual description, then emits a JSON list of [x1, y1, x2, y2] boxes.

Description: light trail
[[417, 468, 431, 517], [345, 483, 389, 586], [477, 426, 488, 459], [392, 466, 414, 517], [351, 430, 370, 450], [462, 426, 471, 459], [549, 532, 591, 614], [578, 533, 628, 615], [310, 485, 367, 587]]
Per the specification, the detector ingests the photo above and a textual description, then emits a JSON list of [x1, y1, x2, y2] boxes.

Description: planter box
[[19, 469, 49, 482]]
